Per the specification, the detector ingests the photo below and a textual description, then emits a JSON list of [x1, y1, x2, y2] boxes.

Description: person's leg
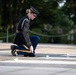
[[30, 36, 40, 52], [11, 36, 40, 57], [16, 45, 35, 57], [16, 45, 26, 55]]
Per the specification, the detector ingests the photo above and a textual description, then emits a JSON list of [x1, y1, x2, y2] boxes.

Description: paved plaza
[[0, 43, 76, 75]]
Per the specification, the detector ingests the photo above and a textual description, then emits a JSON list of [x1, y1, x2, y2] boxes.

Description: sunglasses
[[33, 13, 37, 17]]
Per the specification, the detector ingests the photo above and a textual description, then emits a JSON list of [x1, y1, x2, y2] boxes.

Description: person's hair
[[26, 9, 36, 14], [26, 9, 31, 14]]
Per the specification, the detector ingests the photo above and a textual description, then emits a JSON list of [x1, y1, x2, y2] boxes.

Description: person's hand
[[30, 46, 33, 53]]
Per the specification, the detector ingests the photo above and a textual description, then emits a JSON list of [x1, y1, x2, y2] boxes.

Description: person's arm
[[22, 19, 33, 52]]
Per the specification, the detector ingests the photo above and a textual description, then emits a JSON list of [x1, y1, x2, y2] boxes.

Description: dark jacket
[[13, 16, 32, 47]]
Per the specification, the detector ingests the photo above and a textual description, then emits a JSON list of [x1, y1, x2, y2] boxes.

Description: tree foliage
[[0, 0, 76, 33]]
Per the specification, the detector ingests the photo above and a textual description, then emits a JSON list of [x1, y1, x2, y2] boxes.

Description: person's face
[[30, 13, 37, 20]]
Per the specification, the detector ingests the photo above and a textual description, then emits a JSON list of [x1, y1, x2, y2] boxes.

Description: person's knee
[[36, 36, 40, 42]]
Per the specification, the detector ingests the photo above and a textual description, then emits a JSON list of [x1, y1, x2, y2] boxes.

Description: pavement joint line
[[1, 59, 76, 65], [39, 57, 76, 60]]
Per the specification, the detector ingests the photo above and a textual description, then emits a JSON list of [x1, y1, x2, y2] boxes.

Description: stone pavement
[[0, 43, 76, 60], [0, 43, 76, 75]]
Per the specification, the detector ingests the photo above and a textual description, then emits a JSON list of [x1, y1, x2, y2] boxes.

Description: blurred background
[[0, 0, 76, 44]]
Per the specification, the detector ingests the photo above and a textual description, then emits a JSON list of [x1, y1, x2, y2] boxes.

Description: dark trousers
[[15, 36, 40, 55], [30, 36, 40, 50]]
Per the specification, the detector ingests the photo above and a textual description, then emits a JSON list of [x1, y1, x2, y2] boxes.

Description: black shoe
[[28, 53, 35, 57], [24, 53, 35, 57], [11, 45, 16, 56]]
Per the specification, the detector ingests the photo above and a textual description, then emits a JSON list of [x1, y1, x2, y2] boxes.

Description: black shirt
[[14, 16, 32, 47]]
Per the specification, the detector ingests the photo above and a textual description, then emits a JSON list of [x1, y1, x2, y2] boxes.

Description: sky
[[58, 0, 66, 7]]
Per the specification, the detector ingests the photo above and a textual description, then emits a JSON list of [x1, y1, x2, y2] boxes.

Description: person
[[11, 6, 40, 57]]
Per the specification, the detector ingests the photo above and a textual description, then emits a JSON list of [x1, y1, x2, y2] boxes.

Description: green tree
[[0, 0, 64, 32]]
